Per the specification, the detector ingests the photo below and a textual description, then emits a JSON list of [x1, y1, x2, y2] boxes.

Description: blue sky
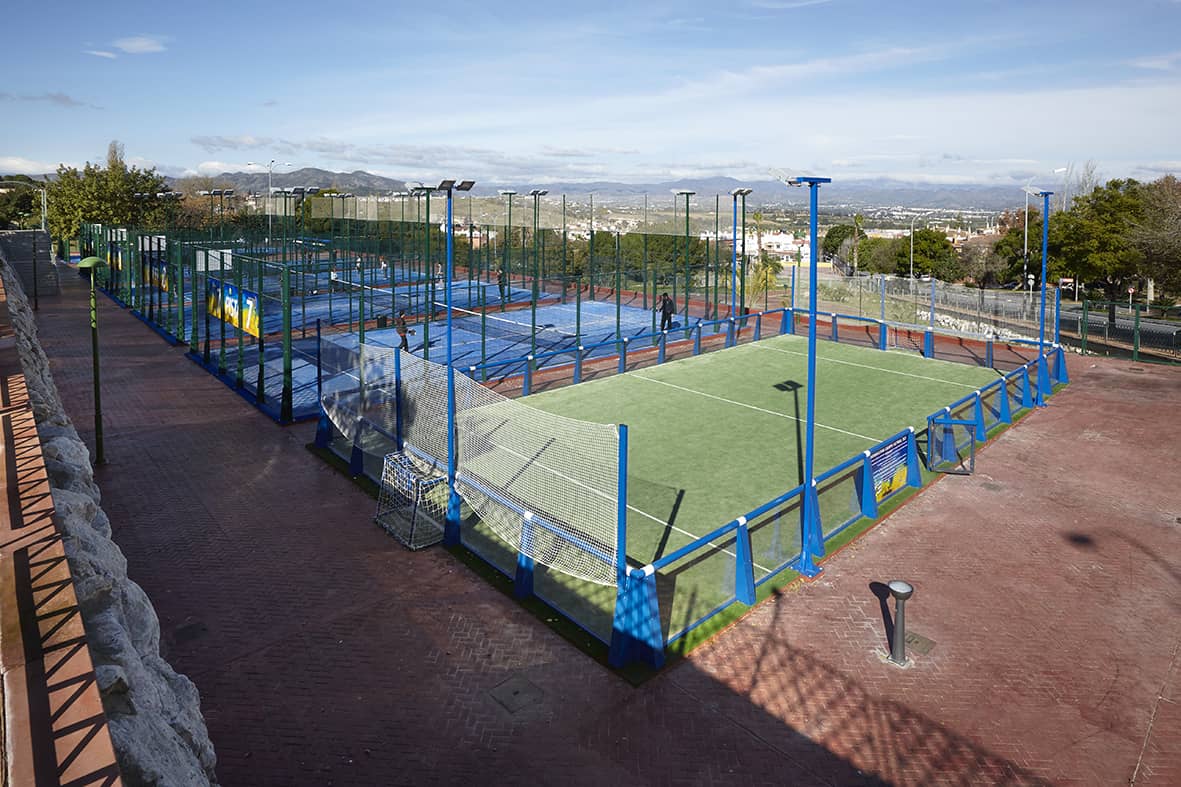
[[1, 0, 1178, 186]]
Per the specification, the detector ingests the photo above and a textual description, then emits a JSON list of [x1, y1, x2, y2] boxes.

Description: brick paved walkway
[[33, 270, 1181, 785]]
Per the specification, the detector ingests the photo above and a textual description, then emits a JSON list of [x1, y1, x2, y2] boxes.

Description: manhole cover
[[904, 631, 936, 655], [488, 674, 545, 714]]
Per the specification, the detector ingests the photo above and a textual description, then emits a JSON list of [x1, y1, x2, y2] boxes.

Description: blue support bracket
[[608, 567, 665, 669]]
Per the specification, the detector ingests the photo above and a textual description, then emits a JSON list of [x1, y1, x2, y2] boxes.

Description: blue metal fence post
[[781, 309, 791, 335], [923, 328, 934, 358], [1020, 365, 1034, 408], [514, 513, 536, 598], [858, 452, 878, 519], [658, 332, 667, 363], [523, 357, 534, 395], [574, 346, 583, 384], [997, 378, 1012, 424], [1037, 352, 1052, 404], [754, 313, 762, 342], [830, 313, 839, 342], [608, 424, 666, 669], [693, 324, 702, 355], [315, 319, 331, 448], [1054, 345, 1070, 384], [726, 318, 735, 347], [878, 320, 887, 351], [905, 428, 921, 487], [734, 518, 756, 605], [618, 337, 629, 374], [985, 338, 994, 368], [973, 392, 987, 440]]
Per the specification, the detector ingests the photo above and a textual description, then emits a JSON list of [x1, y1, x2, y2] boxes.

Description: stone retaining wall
[[0, 252, 217, 785]]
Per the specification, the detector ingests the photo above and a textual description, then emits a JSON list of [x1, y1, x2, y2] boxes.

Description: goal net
[[320, 340, 622, 586]]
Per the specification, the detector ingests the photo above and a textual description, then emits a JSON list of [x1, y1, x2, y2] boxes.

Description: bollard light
[[77, 257, 104, 464], [887, 580, 914, 665]]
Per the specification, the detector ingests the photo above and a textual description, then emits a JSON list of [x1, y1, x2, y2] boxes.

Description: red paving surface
[[32, 270, 1181, 785]]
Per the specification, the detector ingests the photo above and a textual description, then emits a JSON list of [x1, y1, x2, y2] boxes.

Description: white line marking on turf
[[328, 362, 773, 573], [628, 372, 880, 443], [482, 432, 772, 574], [754, 341, 982, 389]]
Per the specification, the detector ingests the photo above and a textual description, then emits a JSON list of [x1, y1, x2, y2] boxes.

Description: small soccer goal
[[926, 412, 977, 475], [375, 451, 447, 550]]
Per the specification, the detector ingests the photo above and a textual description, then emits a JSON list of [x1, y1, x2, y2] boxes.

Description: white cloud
[[84, 50, 117, 59], [749, 0, 834, 9], [1128, 51, 1181, 71], [113, 35, 166, 54], [0, 156, 59, 175]]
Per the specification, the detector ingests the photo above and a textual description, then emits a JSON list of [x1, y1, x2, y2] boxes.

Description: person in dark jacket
[[395, 310, 415, 351], [658, 292, 675, 331]]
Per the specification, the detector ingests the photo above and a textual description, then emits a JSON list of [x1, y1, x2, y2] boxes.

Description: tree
[[0, 174, 40, 229], [857, 236, 900, 274], [46, 140, 168, 239], [894, 228, 958, 280], [1131, 175, 1181, 298], [1049, 178, 1144, 301], [822, 224, 854, 258], [959, 241, 1007, 289]]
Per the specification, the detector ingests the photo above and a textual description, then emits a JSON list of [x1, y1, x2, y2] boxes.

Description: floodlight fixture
[[223, 189, 234, 197], [529, 188, 548, 197], [456, 180, 476, 192], [674, 188, 696, 196], [730, 187, 753, 196], [435, 179, 456, 191], [498, 189, 517, 196]]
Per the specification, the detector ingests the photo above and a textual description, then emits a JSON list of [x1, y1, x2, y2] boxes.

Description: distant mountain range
[[179, 168, 1026, 212]]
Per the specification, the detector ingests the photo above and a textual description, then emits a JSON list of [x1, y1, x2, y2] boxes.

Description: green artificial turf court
[[505, 331, 1002, 645]]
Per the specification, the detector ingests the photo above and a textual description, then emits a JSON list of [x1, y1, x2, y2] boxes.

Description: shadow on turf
[[773, 379, 805, 487]]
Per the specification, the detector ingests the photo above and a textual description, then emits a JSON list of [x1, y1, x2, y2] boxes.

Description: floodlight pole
[[529, 189, 547, 360], [793, 176, 831, 577], [442, 179, 474, 545], [1037, 189, 1053, 406], [729, 188, 751, 317], [677, 190, 694, 325]]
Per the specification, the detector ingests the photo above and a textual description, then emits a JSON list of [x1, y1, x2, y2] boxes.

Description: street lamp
[[674, 189, 694, 326], [729, 188, 752, 317], [247, 160, 292, 243], [772, 171, 832, 578], [528, 189, 548, 358], [1024, 185, 1054, 405], [77, 257, 105, 464]]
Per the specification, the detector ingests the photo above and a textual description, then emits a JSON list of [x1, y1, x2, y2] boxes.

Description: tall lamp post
[[499, 190, 516, 305], [773, 171, 831, 577], [528, 189, 548, 359], [437, 179, 476, 545], [729, 188, 752, 317], [1023, 185, 1054, 406], [77, 257, 105, 464], [675, 189, 695, 326], [247, 160, 292, 244]]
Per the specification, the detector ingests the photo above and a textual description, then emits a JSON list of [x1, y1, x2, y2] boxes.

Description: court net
[[320, 341, 621, 586], [439, 303, 580, 354]]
